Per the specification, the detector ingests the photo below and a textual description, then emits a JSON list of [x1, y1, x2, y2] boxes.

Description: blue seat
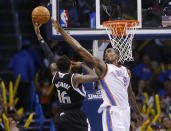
[[50, 120, 56, 131], [35, 94, 45, 131], [30, 81, 35, 112]]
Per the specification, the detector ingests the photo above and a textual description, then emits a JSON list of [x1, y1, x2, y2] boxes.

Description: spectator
[[142, 40, 162, 62], [160, 116, 171, 131], [158, 64, 171, 83], [151, 61, 160, 81], [8, 40, 35, 82], [161, 102, 169, 115], [136, 79, 147, 96], [39, 79, 51, 117], [133, 55, 153, 80], [8, 40, 36, 112], [8, 117, 19, 131], [157, 78, 171, 98], [24, 40, 43, 72], [135, 114, 150, 131], [161, 40, 171, 63], [151, 123, 160, 131]]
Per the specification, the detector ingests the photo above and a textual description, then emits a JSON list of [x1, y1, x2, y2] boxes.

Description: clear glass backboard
[[48, 0, 171, 40]]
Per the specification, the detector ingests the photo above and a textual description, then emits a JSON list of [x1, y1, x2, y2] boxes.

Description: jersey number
[[57, 90, 71, 104]]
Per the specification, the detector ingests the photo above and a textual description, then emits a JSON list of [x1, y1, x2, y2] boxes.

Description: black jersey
[[52, 72, 86, 110]]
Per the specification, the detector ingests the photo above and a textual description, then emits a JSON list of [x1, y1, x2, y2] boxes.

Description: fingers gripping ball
[[32, 6, 50, 24]]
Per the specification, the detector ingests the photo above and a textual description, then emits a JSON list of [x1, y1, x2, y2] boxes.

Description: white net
[[104, 21, 138, 63]]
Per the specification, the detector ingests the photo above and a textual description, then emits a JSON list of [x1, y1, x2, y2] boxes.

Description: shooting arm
[[38, 39, 57, 75], [33, 22, 57, 75], [38, 39, 56, 64]]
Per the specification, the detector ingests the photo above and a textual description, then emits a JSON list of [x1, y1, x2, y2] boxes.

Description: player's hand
[[32, 21, 43, 40], [32, 21, 42, 35], [51, 18, 60, 32], [71, 61, 82, 69]]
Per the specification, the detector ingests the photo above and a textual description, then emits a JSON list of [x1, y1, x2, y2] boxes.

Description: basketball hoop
[[103, 20, 139, 63]]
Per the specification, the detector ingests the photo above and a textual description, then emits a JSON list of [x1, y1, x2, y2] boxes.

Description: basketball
[[32, 6, 50, 24]]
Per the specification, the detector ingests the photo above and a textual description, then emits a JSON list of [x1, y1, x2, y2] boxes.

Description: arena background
[[0, 0, 170, 130]]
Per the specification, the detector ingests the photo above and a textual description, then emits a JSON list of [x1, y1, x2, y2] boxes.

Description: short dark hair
[[105, 43, 120, 56], [56, 55, 71, 72]]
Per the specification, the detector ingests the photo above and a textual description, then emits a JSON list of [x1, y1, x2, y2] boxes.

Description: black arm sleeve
[[39, 39, 56, 64]]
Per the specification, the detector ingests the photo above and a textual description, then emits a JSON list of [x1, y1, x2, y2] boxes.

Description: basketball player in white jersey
[[51, 18, 143, 131]]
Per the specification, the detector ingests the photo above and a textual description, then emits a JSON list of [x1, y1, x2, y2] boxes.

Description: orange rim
[[103, 20, 139, 36]]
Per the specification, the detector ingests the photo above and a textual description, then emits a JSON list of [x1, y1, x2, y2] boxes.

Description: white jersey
[[99, 64, 130, 110]]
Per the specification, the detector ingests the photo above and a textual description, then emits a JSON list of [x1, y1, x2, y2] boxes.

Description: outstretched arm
[[33, 22, 57, 75], [51, 18, 106, 78], [71, 61, 98, 88]]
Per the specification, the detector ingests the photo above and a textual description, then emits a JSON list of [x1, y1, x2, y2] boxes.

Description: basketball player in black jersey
[[33, 22, 98, 131]]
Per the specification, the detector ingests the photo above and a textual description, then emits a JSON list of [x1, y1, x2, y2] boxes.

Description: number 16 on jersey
[[57, 90, 71, 104]]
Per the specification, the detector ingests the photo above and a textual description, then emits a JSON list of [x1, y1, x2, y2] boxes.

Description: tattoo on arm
[[73, 74, 98, 88]]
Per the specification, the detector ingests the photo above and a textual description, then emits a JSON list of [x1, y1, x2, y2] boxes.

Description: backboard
[[47, 0, 171, 40]]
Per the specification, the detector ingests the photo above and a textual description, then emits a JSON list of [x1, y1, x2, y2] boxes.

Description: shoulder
[[125, 67, 131, 77]]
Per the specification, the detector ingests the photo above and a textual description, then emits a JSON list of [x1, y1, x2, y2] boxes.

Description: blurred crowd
[[128, 39, 171, 131], [0, 0, 170, 130], [0, 79, 27, 131]]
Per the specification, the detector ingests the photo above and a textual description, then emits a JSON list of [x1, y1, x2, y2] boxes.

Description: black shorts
[[54, 109, 88, 131]]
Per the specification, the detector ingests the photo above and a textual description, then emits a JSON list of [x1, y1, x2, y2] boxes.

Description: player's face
[[104, 48, 118, 63]]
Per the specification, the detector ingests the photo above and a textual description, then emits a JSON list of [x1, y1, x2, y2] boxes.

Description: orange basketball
[[32, 6, 50, 24]]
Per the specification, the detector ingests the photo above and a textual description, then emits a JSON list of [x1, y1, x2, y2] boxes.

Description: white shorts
[[101, 106, 130, 131]]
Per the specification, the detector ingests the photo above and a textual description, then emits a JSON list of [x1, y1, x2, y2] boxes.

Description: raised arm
[[33, 22, 57, 76], [71, 61, 98, 88], [51, 18, 106, 78]]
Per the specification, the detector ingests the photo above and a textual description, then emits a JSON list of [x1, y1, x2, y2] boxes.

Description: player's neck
[[112, 61, 119, 67]]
